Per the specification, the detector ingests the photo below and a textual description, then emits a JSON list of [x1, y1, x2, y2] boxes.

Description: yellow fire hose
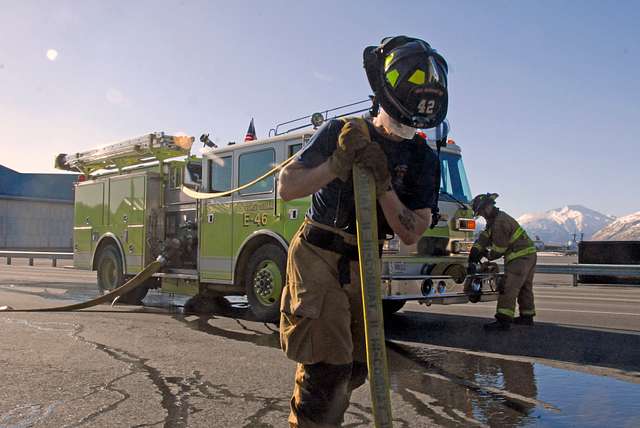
[[353, 164, 393, 427], [182, 153, 298, 200], [0, 260, 163, 312]]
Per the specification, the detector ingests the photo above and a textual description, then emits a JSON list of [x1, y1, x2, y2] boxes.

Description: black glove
[[466, 263, 477, 275], [468, 247, 482, 264], [328, 119, 371, 181]]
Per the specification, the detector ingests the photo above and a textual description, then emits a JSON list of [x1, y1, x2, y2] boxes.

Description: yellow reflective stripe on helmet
[[384, 52, 395, 70], [497, 308, 515, 318], [386, 69, 400, 87], [408, 69, 426, 85], [510, 226, 526, 244], [505, 246, 537, 263]]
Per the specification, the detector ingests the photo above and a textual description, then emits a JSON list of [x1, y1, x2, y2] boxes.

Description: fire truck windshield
[[439, 153, 472, 203]]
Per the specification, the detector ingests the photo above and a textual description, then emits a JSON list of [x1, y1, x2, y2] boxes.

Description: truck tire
[[96, 244, 148, 305], [244, 243, 286, 323], [444, 263, 466, 284], [382, 300, 405, 317]]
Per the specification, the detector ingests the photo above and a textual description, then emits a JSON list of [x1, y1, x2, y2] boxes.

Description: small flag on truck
[[244, 118, 256, 142]]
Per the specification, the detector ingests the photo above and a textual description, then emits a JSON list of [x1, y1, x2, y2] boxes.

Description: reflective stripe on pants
[[505, 245, 537, 263]]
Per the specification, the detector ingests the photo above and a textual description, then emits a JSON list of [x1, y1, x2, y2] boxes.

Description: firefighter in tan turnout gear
[[278, 36, 449, 427], [468, 193, 538, 331]]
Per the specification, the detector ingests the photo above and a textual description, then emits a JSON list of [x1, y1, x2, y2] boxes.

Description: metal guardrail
[[0, 251, 73, 268], [1, 252, 638, 284], [535, 263, 640, 286]]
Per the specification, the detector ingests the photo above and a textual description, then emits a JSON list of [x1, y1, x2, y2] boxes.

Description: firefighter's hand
[[356, 143, 391, 198], [468, 247, 482, 264], [466, 263, 477, 276], [328, 119, 371, 181]]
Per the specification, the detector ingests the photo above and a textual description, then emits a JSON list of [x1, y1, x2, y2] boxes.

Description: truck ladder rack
[[55, 132, 194, 175]]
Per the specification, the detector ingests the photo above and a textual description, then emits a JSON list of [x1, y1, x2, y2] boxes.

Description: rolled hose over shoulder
[[0, 259, 164, 312]]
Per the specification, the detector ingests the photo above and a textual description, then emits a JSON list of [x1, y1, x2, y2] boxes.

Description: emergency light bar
[[55, 132, 194, 175]]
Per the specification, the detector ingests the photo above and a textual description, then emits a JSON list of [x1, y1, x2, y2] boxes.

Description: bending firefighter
[[468, 193, 538, 331], [278, 36, 448, 427]]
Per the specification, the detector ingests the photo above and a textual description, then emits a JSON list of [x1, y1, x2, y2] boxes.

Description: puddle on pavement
[[387, 343, 640, 427]]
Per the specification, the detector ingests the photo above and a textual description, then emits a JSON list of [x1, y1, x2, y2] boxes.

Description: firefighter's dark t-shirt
[[297, 118, 437, 237]]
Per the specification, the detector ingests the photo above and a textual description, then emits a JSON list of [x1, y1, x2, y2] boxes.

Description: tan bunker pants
[[496, 254, 537, 319], [280, 224, 367, 427]]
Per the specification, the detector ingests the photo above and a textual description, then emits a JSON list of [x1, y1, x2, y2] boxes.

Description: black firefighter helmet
[[471, 193, 499, 216], [363, 36, 448, 129]]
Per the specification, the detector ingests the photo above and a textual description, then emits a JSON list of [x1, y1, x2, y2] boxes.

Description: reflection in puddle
[[388, 344, 640, 427], [529, 364, 640, 427]]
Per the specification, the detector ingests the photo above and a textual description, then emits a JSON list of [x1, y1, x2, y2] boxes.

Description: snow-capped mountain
[[517, 205, 615, 245], [592, 211, 640, 241]]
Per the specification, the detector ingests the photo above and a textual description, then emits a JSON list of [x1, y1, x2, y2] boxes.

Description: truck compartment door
[[74, 182, 104, 269], [109, 176, 146, 274], [199, 155, 234, 282]]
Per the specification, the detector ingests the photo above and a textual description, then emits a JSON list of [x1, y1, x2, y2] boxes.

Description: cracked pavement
[[1, 260, 639, 427]]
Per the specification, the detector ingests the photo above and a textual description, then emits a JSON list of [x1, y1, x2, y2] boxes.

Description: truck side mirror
[[183, 160, 202, 189]]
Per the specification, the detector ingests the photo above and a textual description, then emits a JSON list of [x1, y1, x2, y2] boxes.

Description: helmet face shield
[[378, 107, 417, 139]]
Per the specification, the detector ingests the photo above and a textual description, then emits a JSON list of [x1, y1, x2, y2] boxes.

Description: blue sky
[[1, 0, 639, 217]]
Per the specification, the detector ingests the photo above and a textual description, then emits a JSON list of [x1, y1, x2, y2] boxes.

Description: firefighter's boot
[[484, 314, 511, 331], [513, 315, 534, 326]]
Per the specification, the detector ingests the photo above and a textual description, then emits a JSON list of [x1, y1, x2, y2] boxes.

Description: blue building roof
[[0, 164, 77, 202]]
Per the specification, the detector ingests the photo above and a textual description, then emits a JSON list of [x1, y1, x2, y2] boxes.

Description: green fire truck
[[56, 104, 497, 322]]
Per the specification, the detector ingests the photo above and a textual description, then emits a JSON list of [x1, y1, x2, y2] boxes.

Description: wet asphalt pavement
[[0, 258, 639, 427]]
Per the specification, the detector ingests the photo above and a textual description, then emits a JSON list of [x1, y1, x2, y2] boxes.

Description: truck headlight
[[383, 236, 400, 254], [456, 218, 476, 231]]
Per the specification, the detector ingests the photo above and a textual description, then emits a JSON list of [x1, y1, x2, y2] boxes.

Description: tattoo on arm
[[398, 207, 417, 232]]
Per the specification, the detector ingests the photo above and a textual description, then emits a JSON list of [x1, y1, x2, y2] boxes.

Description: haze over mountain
[[516, 205, 615, 244], [592, 211, 640, 241]]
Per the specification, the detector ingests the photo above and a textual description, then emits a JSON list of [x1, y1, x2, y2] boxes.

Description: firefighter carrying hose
[[278, 36, 448, 427], [468, 193, 538, 331]]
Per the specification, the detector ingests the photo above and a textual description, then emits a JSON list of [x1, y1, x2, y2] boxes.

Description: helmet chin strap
[[377, 108, 417, 139]]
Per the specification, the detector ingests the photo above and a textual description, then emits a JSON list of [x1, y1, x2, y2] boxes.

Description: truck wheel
[[244, 244, 286, 323], [444, 264, 466, 284], [96, 244, 148, 305], [382, 300, 405, 317]]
